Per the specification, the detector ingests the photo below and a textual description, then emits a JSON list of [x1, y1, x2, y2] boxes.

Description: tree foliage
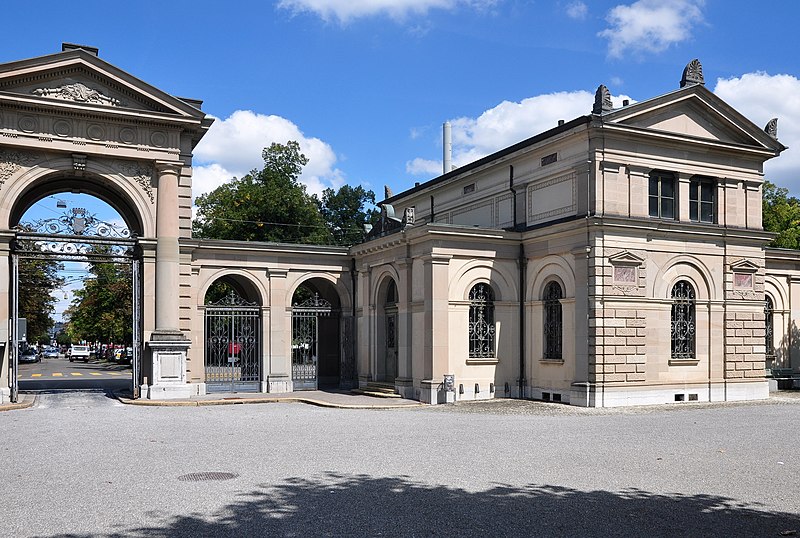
[[193, 141, 376, 246], [64, 257, 132, 345], [18, 257, 64, 343], [319, 185, 378, 245], [193, 141, 328, 244], [762, 180, 800, 249]]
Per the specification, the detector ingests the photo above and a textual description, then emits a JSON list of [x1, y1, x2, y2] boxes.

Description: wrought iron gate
[[10, 208, 141, 403], [204, 292, 261, 393], [292, 294, 334, 390]]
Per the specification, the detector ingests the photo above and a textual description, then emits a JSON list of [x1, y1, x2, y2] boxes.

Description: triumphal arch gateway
[[0, 45, 798, 407]]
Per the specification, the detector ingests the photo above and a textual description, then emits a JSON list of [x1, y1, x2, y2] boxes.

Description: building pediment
[[608, 250, 645, 266], [730, 258, 760, 273], [0, 47, 205, 120], [602, 85, 786, 156]]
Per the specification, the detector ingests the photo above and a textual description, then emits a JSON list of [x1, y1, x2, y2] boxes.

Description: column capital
[[154, 160, 183, 175]]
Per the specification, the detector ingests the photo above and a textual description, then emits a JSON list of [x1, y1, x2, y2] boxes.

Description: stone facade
[[0, 49, 794, 407]]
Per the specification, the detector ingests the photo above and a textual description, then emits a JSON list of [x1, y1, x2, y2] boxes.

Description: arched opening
[[376, 277, 398, 383], [11, 191, 142, 402], [203, 275, 262, 393], [291, 278, 342, 390]]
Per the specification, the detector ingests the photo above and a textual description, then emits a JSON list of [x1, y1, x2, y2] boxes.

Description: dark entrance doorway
[[291, 281, 342, 390]]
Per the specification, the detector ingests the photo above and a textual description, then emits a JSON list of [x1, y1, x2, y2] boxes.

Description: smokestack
[[443, 121, 452, 175]]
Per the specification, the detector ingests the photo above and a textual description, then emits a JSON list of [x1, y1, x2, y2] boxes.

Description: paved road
[[16, 355, 131, 392], [1, 392, 798, 537]]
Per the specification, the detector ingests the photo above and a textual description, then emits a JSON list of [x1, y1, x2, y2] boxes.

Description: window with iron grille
[[765, 295, 774, 358], [671, 280, 695, 359], [543, 281, 563, 360], [469, 283, 495, 358], [649, 171, 675, 219], [689, 177, 715, 223]]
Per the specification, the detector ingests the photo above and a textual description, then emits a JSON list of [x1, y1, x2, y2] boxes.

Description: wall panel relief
[[528, 172, 576, 224]]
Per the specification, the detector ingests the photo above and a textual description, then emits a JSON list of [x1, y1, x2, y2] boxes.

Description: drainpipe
[[430, 195, 435, 223], [510, 165, 526, 398], [519, 243, 527, 398], [350, 257, 357, 387]]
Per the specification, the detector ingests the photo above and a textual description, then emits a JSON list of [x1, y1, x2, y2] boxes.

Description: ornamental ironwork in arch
[[543, 281, 563, 360], [469, 283, 495, 358], [206, 289, 260, 309], [14, 207, 136, 260], [671, 280, 696, 359]]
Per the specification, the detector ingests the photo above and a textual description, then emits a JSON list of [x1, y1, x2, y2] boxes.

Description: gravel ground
[[0, 390, 798, 537]]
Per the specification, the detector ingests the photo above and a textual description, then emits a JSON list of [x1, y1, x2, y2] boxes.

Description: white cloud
[[407, 90, 632, 176], [598, 0, 704, 58], [713, 72, 800, 193], [565, 1, 588, 20], [192, 110, 344, 199], [276, 0, 498, 23], [406, 157, 443, 176]]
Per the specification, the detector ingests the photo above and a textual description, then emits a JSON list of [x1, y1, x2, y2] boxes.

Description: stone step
[[351, 382, 402, 398]]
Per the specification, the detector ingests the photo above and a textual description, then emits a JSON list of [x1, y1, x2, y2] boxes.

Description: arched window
[[671, 280, 695, 359], [765, 295, 775, 358], [469, 283, 495, 358], [543, 281, 563, 360]]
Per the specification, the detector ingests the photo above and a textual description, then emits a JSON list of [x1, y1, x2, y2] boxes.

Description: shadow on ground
[[51, 473, 798, 537]]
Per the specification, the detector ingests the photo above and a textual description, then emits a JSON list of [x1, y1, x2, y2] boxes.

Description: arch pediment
[[0, 48, 206, 119]]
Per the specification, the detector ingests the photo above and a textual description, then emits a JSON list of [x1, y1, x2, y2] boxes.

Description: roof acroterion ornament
[[592, 85, 613, 114], [764, 118, 779, 139], [680, 59, 704, 87]]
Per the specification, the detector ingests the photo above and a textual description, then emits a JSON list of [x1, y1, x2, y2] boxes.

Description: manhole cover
[[177, 472, 239, 482]]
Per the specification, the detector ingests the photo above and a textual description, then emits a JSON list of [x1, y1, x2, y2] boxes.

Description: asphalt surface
[[1, 391, 799, 537]]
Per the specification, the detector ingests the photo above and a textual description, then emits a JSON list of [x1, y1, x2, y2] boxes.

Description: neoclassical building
[[0, 46, 796, 407]]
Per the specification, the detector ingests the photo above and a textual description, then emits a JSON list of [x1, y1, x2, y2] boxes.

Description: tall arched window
[[543, 281, 563, 360], [765, 295, 774, 358], [469, 283, 495, 358], [671, 280, 696, 359]]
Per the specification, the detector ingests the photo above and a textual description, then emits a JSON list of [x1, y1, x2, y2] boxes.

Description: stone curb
[[114, 393, 424, 410], [0, 394, 36, 412]]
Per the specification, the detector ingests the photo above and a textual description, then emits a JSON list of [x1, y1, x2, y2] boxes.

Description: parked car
[[68, 345, 90, 362], [19, 348, 40, 363]]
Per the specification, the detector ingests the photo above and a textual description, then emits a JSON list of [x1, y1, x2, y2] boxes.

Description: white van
[[69, 345, 90, 362]]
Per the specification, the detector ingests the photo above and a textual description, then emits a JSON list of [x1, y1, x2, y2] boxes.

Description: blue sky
[[2, 0, 800, 201]]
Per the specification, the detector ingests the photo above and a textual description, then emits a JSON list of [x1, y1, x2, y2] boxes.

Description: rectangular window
[[689, 178, 715, 223], [649, 172, 675, 219]]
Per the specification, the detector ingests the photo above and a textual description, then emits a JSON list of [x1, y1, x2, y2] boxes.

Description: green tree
[[193, 141, 328, 244], [18, 257, 64, 343], [762, 180, 800, 249], [64, 258, 132, 346], [318, 185, 378, 246]]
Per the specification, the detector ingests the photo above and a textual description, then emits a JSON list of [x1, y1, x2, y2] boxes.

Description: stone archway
[[0, 45, 211, 404]]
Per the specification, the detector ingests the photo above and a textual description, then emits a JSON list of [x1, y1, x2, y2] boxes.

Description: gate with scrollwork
[[204, 291, 261, 393], [291, 294, 337, 390], [10, 208, 142, 403]]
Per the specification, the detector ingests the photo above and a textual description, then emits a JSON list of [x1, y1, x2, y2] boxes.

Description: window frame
[[670, 280, 696, 360], [468, 283, 496, 359], [765, 295, 775, 359], [689, 176, 716, 223], [648, 171, 676, 220], [543, 281, 563, 361]]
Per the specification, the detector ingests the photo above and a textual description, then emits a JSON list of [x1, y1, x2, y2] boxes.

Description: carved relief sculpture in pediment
[[32, 82, 122, 107]]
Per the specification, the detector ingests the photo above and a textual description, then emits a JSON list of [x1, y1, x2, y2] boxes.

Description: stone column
[[395, 258, 414, 398], [0, 233, 12, 404], [419, 253, 451, 404], [266, 268, 291, 393], [144, 161, 191, 400]]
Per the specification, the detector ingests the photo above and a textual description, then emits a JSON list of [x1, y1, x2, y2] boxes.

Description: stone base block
[[143, 383, 193, 400], [266, 376, 292, 394], [419, 379, 441, 404], [575, 380, 769, 407], [0, 386, 9, 404], [395, 377, 415, 400]]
